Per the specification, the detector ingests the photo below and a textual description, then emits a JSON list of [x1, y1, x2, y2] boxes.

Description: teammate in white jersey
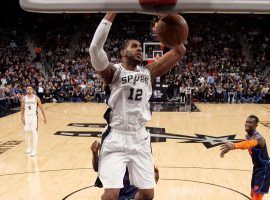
[[89, 13, 186, 200], [21, 85, 47, 157]]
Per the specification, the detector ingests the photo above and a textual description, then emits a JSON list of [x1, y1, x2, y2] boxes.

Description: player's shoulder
[[35, 95, 41, 102], [248, 131, 265, 141], [113, 63, 122, 70], [111, 63, 124, 85], [137, 65, 151, 74], [23, 94, 29, 100]]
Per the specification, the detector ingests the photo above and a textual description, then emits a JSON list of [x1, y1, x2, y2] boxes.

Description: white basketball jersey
[[24, 95, 38, 116], [108, 63, 152, 132]]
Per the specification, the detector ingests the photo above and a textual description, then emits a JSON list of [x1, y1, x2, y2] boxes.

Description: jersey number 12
[[128, 88, 142, 101]]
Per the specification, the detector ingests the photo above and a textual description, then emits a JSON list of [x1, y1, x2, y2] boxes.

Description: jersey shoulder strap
[[111, 63, 123, 85], [138, 65, 151, 75]]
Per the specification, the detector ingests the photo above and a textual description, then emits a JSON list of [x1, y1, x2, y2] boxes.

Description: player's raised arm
[[147, 14, 187, 80], [89, 13, 117, 85], [147, 44, 186, 80]]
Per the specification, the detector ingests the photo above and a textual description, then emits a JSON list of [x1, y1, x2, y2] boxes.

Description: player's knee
[[139, 189, 154, 200], [101, 191, 119, 200]]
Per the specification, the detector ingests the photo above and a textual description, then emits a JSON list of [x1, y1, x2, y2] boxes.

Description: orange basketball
[[156, 14, 188, 48]]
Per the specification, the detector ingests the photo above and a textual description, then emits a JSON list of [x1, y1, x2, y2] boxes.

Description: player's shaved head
[[248, 115, 259, 124]]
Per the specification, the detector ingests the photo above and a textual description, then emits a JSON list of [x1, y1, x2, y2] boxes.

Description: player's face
[[26, 86, 33, 95], [124, 40, 142, 63], [245, 117, 257, 133]]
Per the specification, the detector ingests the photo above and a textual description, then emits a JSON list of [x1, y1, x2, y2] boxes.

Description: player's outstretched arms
[[220, 138, 263, 158], [220, 142, 234, 158]]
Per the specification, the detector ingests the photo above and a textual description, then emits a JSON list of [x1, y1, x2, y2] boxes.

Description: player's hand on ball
[[220, 142, 234, 158], [91, 141, 101, 154], [175, 43, 186, 58]]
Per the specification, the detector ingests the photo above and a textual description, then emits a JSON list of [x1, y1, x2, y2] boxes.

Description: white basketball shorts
[[98, 127, 155, 189], [24, 115, 38, 132]]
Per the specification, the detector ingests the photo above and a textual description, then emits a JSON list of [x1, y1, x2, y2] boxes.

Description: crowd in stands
[[161, 15, 270, 104], [0, 9, 45, 111], [1, 3, 270, 114]]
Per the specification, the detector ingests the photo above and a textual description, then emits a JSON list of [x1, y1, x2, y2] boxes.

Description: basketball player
[[91, 140, 159, 200], [89, 13, 186, 200], [21, 85, 47, 157], [220, 115, 270, 200]]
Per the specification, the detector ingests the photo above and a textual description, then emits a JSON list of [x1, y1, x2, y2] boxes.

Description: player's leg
[[134, 189, 154, 200], [24, 117, 31, 154], [30, 116, 38, 156], [101, 189, 120, 200], [99, 131, 128, 200], [252, 192, 263, 200], [251, 187, 263, 200], [251, 167, 270, 200], [25, 131, 31, 154], [128, 130, 155, 200]]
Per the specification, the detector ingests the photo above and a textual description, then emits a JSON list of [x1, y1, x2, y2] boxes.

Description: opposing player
[[21, 85, 47, 157], [89, 13, 186, 200], [220, 115, 270, 200]]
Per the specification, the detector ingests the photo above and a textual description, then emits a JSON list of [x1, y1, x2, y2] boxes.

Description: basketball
[[156, 14, 188, 48]]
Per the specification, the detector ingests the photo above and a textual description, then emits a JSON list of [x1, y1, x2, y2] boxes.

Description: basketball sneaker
[[26, 148, 31, 154], [30, 149, 37, 157]]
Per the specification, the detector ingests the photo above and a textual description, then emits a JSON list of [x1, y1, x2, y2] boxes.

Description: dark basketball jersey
[[246, 131, 270, 168], [246, 131, 270, 193]]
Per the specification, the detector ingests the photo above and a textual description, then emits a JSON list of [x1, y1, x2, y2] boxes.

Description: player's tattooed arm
[[147, 44, 186, 81], [257, 137, 266, 148]]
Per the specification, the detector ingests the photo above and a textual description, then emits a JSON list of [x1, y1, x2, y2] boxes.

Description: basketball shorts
[[98, 127, 155, 189], [24, 115, 38, 132], [251, 164, 270, 194]]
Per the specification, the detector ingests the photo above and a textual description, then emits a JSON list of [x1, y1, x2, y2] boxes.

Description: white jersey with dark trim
[[24, 95, 38, 116], [108, 63, 152, 132]]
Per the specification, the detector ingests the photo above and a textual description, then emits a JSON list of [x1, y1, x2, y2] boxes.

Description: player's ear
[[120, 50, 125, 57]]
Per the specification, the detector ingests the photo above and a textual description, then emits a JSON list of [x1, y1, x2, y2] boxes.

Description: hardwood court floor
[[1, 103, 270, 200]]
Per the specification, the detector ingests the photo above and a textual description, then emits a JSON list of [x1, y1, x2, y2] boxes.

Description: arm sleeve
[[233, 139, 258, 150], [89, 19, 112, 71]]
